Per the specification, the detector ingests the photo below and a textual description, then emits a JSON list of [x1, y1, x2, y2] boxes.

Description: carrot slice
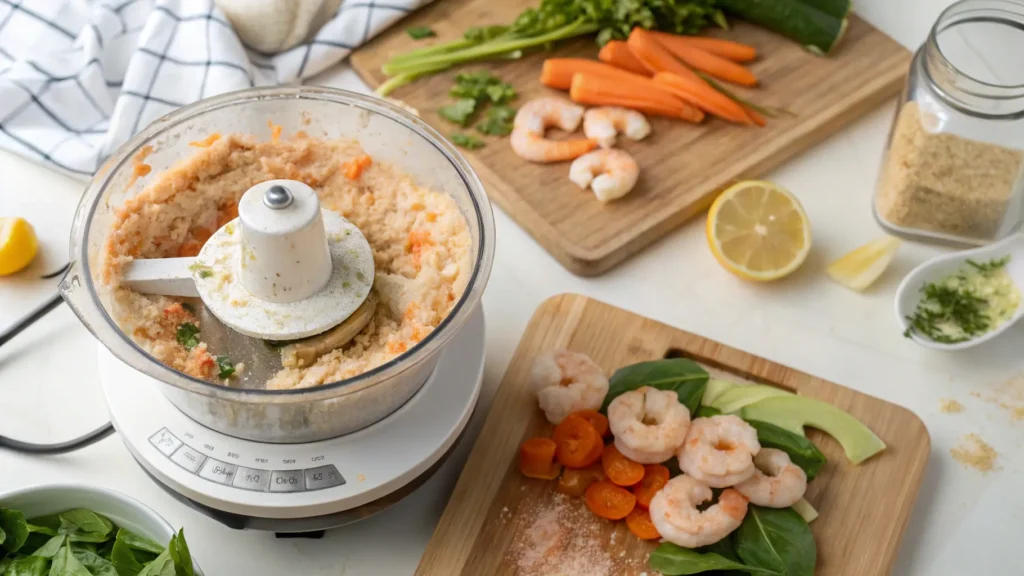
[[569, 74, 704, 122], [625, 507, 662, 540], [648, 32, 757, 63], [627, 28, 700, 80], [556, 464, 607, 498], [632, 464, 670, 509], [585, 481, 637, 520], [648, 33, 757, 86], [601, 444, 646, 487], [553, 414, 604, 468], [541, 58, 650, 90], [519, 437, 561, 480], [570, 410, 609, 438], [597, 41, 651, 76], [652, 72, 752, 125], [344, 154, 373, 180]]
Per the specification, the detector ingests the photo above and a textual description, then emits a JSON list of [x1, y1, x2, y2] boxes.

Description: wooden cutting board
[[351, 2, 911, 276], [416, 294, 929, 575]]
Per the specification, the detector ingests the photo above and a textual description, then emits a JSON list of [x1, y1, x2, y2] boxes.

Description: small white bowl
[[895, 231, 1024, 351], [0, 484, 202, 574]]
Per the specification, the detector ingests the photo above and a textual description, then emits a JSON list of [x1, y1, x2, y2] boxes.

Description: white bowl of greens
[[0, 484, 201, 575]]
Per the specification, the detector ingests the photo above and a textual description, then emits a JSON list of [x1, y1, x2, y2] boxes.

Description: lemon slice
[[827, 236, 901, 292], [706, 181, 811, 281], [0, 217, 39, 276]]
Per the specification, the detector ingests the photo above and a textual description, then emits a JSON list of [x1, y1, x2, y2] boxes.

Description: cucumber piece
[[701, 378, 743, 406], [792, 498, 819, 523], [719, 0, 848, 55], [709, 384, 793, 414], [797, 0, 850, 20], [739, 395, 886, 465]]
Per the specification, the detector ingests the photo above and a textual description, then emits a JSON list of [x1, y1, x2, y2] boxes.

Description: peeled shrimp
[[583, 107, 651, 148], [734, 448, 807, 508], [607, 386, 690, 464], [531, 349, 609, 424], [569, 149, 639, 203], [677, 415, 760, 488], [649, 475, 749, 548], [510, 98, 597, 163]]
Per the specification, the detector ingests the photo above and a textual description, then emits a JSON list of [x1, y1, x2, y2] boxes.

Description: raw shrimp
[[510, 98, 597, 163], [649, 475, 749, 548], [569, 149, 640, 203], [531, 349, 610, 424], [583, 107, 651, 148], [607, 386, 690, 464], [677, 415, 760, 488], [734, 448, 807, 508]]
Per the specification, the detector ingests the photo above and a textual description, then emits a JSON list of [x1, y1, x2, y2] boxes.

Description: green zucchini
[[719, 0, 848, 55]]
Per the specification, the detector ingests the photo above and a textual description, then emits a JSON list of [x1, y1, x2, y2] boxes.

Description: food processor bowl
[[60, 86, 494, 444]]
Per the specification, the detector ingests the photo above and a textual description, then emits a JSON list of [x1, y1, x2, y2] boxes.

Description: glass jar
[[874, 0, 1024, 244]]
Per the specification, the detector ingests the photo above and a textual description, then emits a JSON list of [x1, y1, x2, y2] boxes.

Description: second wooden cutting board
[[351, 0, 911, 276]]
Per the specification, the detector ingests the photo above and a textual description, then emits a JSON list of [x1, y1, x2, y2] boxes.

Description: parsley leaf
[[476, 105, 516, 136], [176, 323, 200, 350], [451, 133, 486, 150], [215, 356, 235, 379], [438, 98, 477, 126], [406, 26, 436, 40], [449, 71, 516, 105]]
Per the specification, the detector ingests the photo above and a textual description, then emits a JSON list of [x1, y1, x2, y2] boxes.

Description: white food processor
[[53, 86, 495, 532]]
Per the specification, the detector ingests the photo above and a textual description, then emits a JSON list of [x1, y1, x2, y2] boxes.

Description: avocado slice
[[701, 378, 743, 406], [709, 384, 793, 414], [739, 395, 885, 464]]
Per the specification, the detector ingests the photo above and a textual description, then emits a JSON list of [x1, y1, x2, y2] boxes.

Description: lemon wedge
[[0, 217, 39, 276], [827, 236, 901, 292], [706, 181, 812, 281]]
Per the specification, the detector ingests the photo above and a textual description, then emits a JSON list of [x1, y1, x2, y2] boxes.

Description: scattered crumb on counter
[[951, 433, 999, 473], [939, 398, 965, 413], [971, 373, 1024, 422], [356, 474, 366, 482], [507, 494, 613, 576]]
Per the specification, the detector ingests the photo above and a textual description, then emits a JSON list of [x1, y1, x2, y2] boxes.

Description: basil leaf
[[58, 509, 113, 540], [72, 547, 119, 576], [1, 555, 47, 576], [735, 506, 816, 576], [0, 524, 5, 545], [601, 359, 709, 413], [137, 550, 176, 576], [746, 420, 826, 480], [649, 543, 779, 575], [0, 508, 29, 554], [50, 544, 93, 576], [25, 515, 61, 533], [97, 538, 115, 561], [115, 529, 164, 555], [111, 537, 145, 576], [167, 529, 194, 576], [406, 26, 436, 40], [28, 535, 65, 558], [0, 557, 10, 574], [695, 405, 722, 418], [24, 524, 55, 537]]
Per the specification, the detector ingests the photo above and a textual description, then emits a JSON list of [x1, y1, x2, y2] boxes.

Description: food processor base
[[100, 308, 485, 528]]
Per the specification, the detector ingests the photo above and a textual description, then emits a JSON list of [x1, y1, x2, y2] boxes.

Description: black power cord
[[0, 292, 116, 454]]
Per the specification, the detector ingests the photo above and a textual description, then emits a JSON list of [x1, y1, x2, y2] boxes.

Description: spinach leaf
[[111, 537, 145, 576], [25, 515, 61, 533], [115, 529, 164, 555], [28, 535, 65, 558], [695, 405, 722, 418], [438, 98, 477, 126], [746, 420, 826, 480], [72, 548, 119, 576], [601, 359, 709, 413], [0, 557, 10, 573], [735, 506, 816, 576], [406, 26, 436, 40], [58, 509, 113, 542], [0, 509, 29, 554], [137, 550, 176, 576], [649, 543, 778, 575], [97, 539, 115, 561], [0, 524, 5, 545], [50, 544, 92, 576], [167, 529, 193, 576], [1, 555, 48, 576], [24, 524, 55, 537]]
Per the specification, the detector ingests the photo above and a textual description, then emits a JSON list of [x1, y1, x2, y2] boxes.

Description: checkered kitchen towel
[[0, 0, 430, 180]]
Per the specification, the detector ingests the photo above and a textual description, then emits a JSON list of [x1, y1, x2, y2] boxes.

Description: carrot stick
[[597, 41, 651, 76], [652, 72, 752, 125], [570, 73, 704, 123], [541, 58, 646, 90], [647, 32, 757, 62], [626, 28, 699, 80], [649, 32, 758, 86]]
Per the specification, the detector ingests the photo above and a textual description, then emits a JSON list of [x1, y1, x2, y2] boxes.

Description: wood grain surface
[[351, 1, 911, 276], [415, 294, 930, 575]]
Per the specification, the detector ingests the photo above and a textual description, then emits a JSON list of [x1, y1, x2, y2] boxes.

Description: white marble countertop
[[2, 0, 1022, 574]]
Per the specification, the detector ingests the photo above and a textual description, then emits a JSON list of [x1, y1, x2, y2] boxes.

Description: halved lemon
[[0, 217, 39, 276], [706, 181, 811, 281], [827, 236, 901, 292]]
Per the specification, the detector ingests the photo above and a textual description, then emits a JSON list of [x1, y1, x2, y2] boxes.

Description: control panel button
[[149, 428, 182, 457], [232, 467, 271, 492], [198, 458, 238, 486], [269, 469, 305, 493], [305, 465, 345, 491], [170, 445, 207, 474]]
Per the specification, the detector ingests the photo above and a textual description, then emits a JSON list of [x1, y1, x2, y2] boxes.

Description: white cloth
[[0, 0, 428, 180]]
